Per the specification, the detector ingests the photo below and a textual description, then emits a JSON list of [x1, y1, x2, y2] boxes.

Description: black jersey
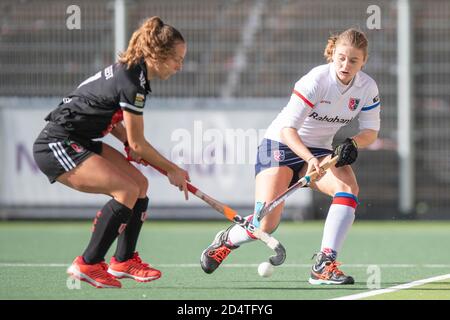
[[45, 60, 151, 140]]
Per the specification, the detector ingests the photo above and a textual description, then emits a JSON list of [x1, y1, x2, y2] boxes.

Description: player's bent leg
[[56, 153, 140, 208], [200, 167, 292, 274], [308, 163, 359, 198], [100, 143, 149, 198], [57, 154, 142, 288], [307, 165, 358, 285], [100, 143, 152, 263], [255, 166, 293, 233]]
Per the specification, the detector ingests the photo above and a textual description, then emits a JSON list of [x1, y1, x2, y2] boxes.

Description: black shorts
[[33, 123, 103, 183], [255, 138, 333, 187]]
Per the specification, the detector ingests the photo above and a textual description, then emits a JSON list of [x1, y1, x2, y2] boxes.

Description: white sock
[[227, 215, 257, 247], [320, 192, 357, 258]]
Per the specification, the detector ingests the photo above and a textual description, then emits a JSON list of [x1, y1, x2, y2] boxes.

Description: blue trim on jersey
[[334, 192, 359, 203], [361, 101, 380, 111]]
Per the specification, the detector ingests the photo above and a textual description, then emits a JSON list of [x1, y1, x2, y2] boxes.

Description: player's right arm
[[122, 111, 190, 200], [116, 65, 190, 199], [281, 127, 324, 177], [279, 75, 324, 176]]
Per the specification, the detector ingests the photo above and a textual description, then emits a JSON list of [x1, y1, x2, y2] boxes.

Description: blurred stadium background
[[0, 0, 449, 221]]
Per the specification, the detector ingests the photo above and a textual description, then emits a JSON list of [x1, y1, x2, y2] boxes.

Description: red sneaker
[[67, 256, 122, 288], [108, 252, 162, 282]]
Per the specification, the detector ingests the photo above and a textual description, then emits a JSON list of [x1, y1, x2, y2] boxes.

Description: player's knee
[[136, 174, 149, 195], [346, 182, 359, 197], [260, 217, 280, 234], [333, 182, 359, 197], [352, 183, 359, 196], [123, 180, 141, 202]]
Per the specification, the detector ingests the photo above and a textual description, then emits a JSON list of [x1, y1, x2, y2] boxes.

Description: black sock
[[114, 197, 149, 262], [82, 199, 132, 264]]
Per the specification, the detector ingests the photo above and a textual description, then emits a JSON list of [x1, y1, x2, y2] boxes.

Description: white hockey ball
[[257, 262, 274, 277]]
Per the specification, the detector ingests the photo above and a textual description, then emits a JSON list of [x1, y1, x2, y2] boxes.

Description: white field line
[[332, 273, 450, 300], [1, 263, 450, 268]]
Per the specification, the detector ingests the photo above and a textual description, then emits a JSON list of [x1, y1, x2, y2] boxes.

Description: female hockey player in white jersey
[[200, 28, 381, 285]]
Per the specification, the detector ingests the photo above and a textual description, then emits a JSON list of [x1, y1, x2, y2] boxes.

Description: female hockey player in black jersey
[[33, 16, 187, 288]]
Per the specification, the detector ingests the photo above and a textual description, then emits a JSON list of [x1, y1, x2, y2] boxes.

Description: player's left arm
[[351, 128, 378, 148], [334, 81, 381, 167], [354, 80, 381, 148]]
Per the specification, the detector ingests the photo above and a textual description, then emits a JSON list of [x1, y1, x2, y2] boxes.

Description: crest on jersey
[[348, 97, 361, 111], [70, 142, 84, 153], [273, 150, 285, 162]]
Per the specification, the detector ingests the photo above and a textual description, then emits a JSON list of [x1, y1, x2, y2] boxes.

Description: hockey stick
[[256, 155, 339, 221], [146, 163, 287, 266]]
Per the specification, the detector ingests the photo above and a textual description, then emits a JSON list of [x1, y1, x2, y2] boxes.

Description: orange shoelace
[[208, 246, 231, 263], [324, 261, 344, 276]]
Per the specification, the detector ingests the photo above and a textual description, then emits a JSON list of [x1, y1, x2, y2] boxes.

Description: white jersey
[[265, 63, 381, 150]]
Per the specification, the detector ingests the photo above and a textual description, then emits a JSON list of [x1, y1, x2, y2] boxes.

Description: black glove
[[333, 138, 358, 167]]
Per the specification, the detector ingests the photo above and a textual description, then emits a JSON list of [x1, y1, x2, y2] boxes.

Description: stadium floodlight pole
[[256, 156, 339, 222], [147, 163, 286, 266], [114, 0, 126, 60], [397, 0, 415, 215]]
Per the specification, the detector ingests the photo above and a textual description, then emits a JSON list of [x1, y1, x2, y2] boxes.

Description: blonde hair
[[118, 16, 184, 68], [324, 28, 368, 63]]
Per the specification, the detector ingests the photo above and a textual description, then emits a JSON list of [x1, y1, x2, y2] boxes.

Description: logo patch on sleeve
[[134, 93, 145, 107]]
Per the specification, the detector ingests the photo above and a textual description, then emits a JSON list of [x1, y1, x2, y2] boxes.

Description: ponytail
[[118, 16, 184, 68], [324, 35, 339, 63]]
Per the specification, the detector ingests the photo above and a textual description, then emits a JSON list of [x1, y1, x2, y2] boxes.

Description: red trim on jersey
[[293, 89, 314, 108], [332, 196, 358, 209]]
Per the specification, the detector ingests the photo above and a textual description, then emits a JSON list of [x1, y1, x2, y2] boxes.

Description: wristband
[[349, 138, 358, 148]]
